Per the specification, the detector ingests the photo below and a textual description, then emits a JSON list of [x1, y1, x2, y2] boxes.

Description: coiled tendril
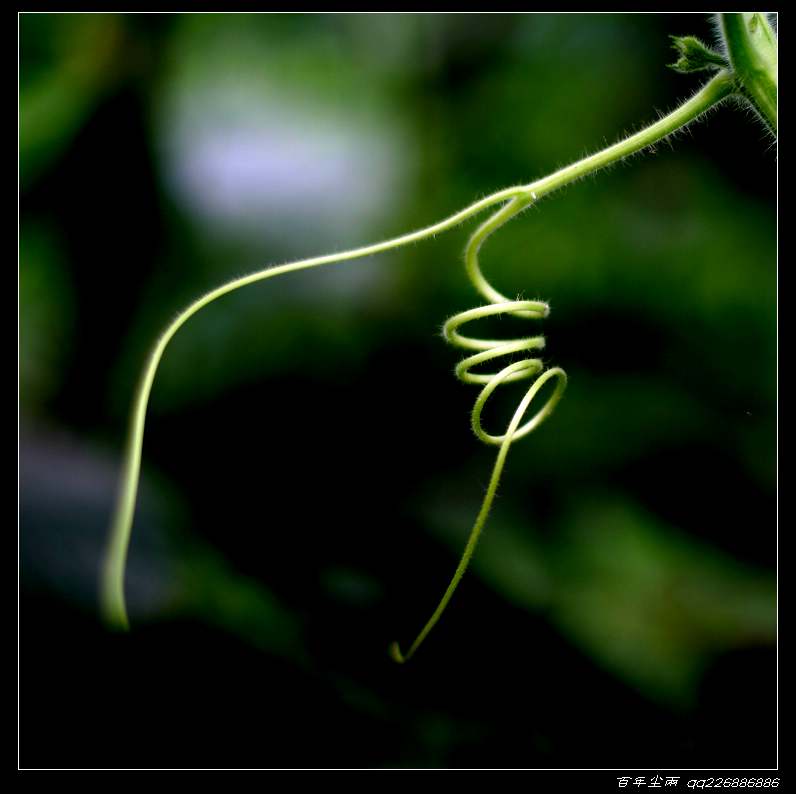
[[101, 72, 738, 661], [390, 194, 567, 663]]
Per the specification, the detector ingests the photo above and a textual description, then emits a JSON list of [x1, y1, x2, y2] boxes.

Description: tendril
[[101, 72, 736, 655], [389, 195, 567, 663]]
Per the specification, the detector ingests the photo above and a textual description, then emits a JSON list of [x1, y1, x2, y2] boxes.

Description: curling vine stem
[[102, 71, 735, 639]]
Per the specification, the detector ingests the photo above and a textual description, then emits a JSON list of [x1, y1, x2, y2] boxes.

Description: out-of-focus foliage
[[20, 223, 74, 410], [21, 15, 124, 186], [20, 13, 775, 769], [425, 491, 775, 705]]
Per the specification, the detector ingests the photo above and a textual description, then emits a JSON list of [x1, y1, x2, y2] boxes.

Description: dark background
[[20, 13, 776, 769]]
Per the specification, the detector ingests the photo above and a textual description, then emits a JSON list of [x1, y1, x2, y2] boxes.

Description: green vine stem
[[720, 13, 777, 133], [102, 70, 738, 651]]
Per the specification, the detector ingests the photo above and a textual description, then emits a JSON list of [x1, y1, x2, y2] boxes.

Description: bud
[[668, 35, 728, 74]]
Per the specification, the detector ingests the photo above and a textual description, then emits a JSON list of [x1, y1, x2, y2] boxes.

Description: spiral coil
[[391, 194, 567, 663], [444, 298, 565, 448], [445, 193, 567, 449]]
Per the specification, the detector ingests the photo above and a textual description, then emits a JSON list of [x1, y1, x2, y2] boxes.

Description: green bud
[[669, 35, 729, 74]]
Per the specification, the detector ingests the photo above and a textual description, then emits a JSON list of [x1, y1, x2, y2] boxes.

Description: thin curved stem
[[101, 184, 531, 628], [101, 71, 736, 633]]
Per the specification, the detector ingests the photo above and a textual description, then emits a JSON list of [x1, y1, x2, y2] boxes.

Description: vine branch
[[102, 71, 738, 644]]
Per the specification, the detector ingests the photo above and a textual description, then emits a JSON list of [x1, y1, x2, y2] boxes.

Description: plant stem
[[720, 13, 777, 133], [101, 72, 736, 633], [101, 185, 531, 629], [530, 72, 736, 200]]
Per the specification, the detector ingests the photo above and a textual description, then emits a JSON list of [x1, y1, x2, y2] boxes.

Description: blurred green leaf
[[20, 223, 74, 412], [20, 14, 123, 185]]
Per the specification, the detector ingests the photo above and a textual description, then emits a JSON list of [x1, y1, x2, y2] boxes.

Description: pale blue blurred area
[[156, 15, 414, 250], [21, 427, 305, 658]]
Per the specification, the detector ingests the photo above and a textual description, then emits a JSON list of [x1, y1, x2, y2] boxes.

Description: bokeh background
[[20, 13, 776, 769]]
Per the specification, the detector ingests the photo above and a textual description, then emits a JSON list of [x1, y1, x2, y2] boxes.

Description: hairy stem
[[720, 13, 777, 133], [102, 72, 736, 633]]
